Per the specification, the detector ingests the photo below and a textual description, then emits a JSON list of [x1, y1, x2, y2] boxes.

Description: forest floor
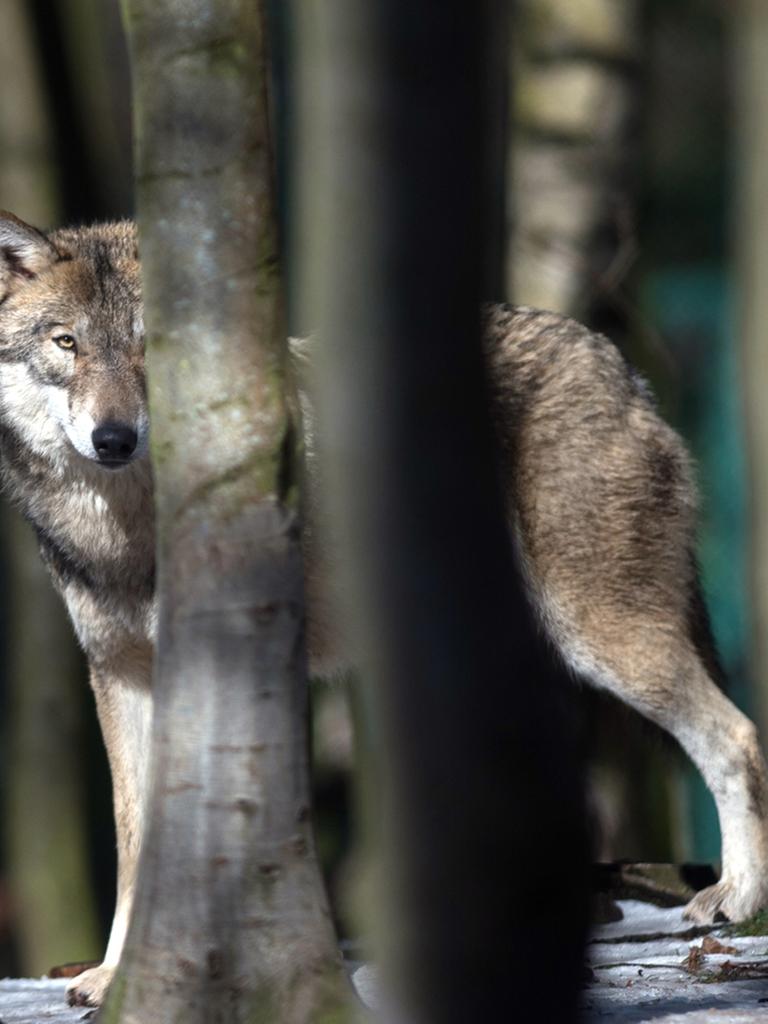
[[3, 898, 768, 1022], [584, 899, 768, 1022], [0, 978, 88, 1023]]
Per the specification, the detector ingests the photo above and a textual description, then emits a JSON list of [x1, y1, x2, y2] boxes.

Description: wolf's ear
[[0, 211, 59, 295]]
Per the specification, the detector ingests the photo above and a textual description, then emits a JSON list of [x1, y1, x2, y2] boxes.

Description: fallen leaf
[[683, 945, 705, 972], [701, 936, 738, 956]]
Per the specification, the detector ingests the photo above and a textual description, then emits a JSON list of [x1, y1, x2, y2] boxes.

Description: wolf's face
[[0, 213, 147, 471]]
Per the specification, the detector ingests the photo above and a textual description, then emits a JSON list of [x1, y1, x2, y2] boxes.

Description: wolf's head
[[0, 212, 147, 471]]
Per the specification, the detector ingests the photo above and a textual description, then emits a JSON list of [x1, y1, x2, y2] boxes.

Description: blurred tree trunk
[[0, 2, 57, 222], [508, 0, 641, 316], [51, 0, 133, 219], [0, 0, 100, 975], [293, 2, 589, 1022], [28, 0, 132, 224], [735, 0, 768, 748], [102, 2, 352, 1020]]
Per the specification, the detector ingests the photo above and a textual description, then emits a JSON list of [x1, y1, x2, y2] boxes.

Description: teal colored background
[[646, 268, 749, 862]]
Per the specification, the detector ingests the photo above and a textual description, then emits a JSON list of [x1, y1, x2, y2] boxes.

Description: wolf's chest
[[21, 461, 154, 626], [33, 472, 157, 663]]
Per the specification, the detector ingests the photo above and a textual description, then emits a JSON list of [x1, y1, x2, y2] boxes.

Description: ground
[[585, 900, 768, 1021], [4, 899, 768, 1022]]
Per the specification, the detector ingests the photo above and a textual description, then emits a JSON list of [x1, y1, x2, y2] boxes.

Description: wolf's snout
[[92, 423, 137, 466]]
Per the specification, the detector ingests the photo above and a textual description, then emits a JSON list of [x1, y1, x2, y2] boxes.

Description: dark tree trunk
[[292, 2, 590, 1022]]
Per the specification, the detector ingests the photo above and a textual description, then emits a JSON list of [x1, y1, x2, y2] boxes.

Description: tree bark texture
[[508, 0, 640, 316], [0, 0, 100, 975], [293, 2, 589, 1022], [104, 3, 351, 1021], [735, 0, 768, 749]]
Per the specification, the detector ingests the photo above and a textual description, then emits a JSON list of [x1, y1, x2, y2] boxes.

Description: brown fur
[[486, 303, 697, 674], [483, 305, 768, 926]]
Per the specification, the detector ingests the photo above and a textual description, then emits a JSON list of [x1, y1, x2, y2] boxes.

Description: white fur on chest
[[56, 470, 149, 563], [58, 468, 155, 661]]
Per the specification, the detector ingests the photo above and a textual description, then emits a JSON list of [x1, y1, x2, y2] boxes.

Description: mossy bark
[[104, 3, 353, 1021], [0, 0, 100, 975]]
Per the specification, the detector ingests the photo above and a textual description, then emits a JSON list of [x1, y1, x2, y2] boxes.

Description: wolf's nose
[[92, 423, 138, 462]]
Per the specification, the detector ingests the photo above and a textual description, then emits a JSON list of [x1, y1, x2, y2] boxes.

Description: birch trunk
[[0, 0, 100, 974], [293, 3, 589, 1021], [509, 0, 640, 315], [103, 2, 352, 1020]]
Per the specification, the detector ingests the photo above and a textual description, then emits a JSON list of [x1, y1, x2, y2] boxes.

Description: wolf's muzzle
[[92, 423, 138, 468]]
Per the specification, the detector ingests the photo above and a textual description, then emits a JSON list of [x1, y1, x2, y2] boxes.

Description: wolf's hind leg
[[567, 623, 768, 923]]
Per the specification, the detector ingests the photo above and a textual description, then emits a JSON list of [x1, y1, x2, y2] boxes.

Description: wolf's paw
[[683, 880, 767, 925], [66, 964, 115, 1007]]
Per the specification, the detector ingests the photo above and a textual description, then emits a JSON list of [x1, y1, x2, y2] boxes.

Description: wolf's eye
[[53, 335, 77, 352]]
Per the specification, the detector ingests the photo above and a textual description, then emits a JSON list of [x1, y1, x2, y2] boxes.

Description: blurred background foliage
[[0, 0, 760, 980]]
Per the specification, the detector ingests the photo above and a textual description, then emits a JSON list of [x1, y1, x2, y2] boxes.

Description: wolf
[[0, 210, 767, 1008]]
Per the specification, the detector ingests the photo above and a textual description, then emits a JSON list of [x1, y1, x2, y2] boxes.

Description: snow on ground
[[586, 900, 768, 1022], [0, 978, 88, 1023], [4, 900, 768, 1023]]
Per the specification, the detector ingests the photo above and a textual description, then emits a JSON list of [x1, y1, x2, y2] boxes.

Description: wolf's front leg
[[67, 655, 153, 1008]]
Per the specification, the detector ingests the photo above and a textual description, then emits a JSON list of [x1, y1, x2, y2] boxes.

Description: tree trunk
[[292, 3, 589, 1021], [53, 0, 133, 219], [0, 0, 100, 975], [508, 0, 641, 316], [28, 0, 133, 223], [4, 515, 100, 976], [102, 2, 352, 1021]]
